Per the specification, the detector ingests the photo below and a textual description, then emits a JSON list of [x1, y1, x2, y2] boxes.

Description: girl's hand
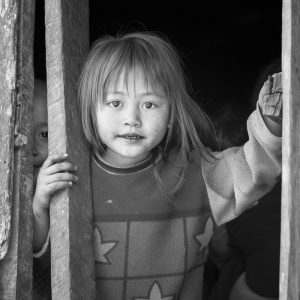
[[258, 72, 282, 137], [33, 154, 78, 213], [258, 72, 282, 118]]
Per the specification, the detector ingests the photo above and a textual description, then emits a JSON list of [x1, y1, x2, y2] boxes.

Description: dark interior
[[34, 0, 282, 119]]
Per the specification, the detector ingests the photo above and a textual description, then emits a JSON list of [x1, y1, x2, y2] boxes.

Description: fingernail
[[64, 154, 68, 157], [69, 182, 72, 186]]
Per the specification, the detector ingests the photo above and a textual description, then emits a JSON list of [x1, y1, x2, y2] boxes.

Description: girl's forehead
[[106, 68, 165, 96]]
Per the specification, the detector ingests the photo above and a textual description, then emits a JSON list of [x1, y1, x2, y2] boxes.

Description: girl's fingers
[[45, 161, 77, 175], [46, 172, 78, 184], [258, 73, 282, 117], [42, 153, 69, 169], [46, 181, 74, 194]]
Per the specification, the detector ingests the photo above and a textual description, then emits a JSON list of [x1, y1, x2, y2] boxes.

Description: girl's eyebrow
[[140, 92, 165, 98], [106, 91, 165, 98], [106, 91, 125, 96]]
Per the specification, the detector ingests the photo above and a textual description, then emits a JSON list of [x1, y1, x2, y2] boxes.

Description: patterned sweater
[[91, 107, 281, 300]]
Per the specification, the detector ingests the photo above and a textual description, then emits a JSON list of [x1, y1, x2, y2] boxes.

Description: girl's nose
[[123, 107, 141, 127], [124, 119, 141, 127]]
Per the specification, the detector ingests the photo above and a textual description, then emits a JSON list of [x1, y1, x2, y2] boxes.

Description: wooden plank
[[280, 0, 300, 299], [14, 0, 35, 298], [44, 0, 95, 299], [0, 0, 18, 266], [0, 0, 35, 299]]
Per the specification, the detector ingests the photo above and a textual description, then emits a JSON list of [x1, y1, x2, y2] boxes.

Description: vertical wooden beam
[[0, 0, 35, 299], [45, 0, 95, 299], [280, 0, 300, 299], [0, 0, 18, 265]]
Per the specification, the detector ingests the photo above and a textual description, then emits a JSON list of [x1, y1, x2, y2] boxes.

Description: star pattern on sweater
[[134, 281, 174, 300], [94, 226, 118, 264], [194, 217, 214, 254]]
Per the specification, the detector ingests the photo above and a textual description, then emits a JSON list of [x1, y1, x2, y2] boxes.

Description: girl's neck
[[96, 153, 153, 169]]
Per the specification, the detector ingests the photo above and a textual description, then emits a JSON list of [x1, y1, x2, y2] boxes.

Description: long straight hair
[[78, 31, 216, 195]]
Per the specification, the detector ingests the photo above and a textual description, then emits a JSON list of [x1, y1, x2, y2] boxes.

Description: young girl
[[33, 32, 282, 299]]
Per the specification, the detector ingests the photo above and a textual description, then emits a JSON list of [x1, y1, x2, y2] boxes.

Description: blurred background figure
[[32, 79, 51, 300]]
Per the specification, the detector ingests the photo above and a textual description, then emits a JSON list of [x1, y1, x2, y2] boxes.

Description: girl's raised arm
[[203, 73, 282, 225]]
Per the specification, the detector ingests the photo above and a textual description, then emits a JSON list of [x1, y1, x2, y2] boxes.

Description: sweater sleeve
[[202, 105, 282, 225], [33, 231, 50, 258]]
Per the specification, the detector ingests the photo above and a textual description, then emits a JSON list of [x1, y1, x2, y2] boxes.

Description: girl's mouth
[[118, 134, 144, 140]]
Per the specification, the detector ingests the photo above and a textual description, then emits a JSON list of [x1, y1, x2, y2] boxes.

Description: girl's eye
[[39, 131, 48, 138], [143, 102, 156, 109], [108, 100, 121, 108]]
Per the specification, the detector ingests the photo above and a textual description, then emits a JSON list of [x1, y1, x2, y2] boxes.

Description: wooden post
[[280, 0, 300, 299], [45, 0, 95, 299], [0, 0, 35, 299]]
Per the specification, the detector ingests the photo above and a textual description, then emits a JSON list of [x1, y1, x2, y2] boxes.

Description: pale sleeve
[[33, 231, 50, 258], [202, 105, 282, 225]]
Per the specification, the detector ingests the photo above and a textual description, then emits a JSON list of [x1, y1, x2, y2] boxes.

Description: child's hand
[[258, 72, 282, 118], [33, 154, 78, 212]]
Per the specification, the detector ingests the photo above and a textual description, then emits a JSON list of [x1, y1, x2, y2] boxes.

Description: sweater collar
[[92, 154, 154, 174]]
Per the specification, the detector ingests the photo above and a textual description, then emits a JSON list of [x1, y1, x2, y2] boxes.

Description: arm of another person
[[230, 273, 278, 300]]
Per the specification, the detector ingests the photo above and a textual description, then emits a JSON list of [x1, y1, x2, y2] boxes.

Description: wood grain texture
[[45, 0, 95, 299], [0, 0, 35, 299], [0, 0, 18, 264], [280, 0, 300, 299]]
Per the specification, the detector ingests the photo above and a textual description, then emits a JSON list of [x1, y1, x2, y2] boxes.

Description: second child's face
[[33, 92, 48, 170], [96, 69, 170, 168]]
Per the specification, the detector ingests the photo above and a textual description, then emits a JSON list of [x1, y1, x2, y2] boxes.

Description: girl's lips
[[118, 134, 144, 139]]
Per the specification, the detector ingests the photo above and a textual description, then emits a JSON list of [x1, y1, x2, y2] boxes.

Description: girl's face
[[96, 68, 170, 167]]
